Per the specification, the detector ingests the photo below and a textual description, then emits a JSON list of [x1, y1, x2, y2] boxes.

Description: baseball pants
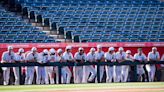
[[121, 65, 130, 82], [95, 66, 104, 83], [105, 66, 114, 83], [73, 66, 83, 83], [83, 65, 96, 83], [36, 66, 48, 84], [2, 67, 10, 85], [61, 66, 72, 84], [13, 67, 20, 85], [25, 67, 35, 85]]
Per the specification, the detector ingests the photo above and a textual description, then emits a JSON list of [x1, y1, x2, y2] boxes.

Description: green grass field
[[0, 82, 164, 92]]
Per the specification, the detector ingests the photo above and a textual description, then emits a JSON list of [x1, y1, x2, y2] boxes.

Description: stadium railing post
[[58, 63, 62, 84], [18, 64, 22, 85], [97, 62, 100, 83], [134, 61, 138, 82]]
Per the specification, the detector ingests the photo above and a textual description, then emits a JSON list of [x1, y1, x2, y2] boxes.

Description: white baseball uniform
[[56, 54, 66, 84], [83, 52, 96, 83], [36, 53, 49, 84], [134, 53, 147, 75], [123, 54, 133, 82], [74, 52, 86, 83], [161, 54, 164, 67], [13, 53, 25, 85], [146, 51, 160, 82], [115, 51, 126, 82], [55, 54, 63, 84], [95, 51, 105, 82], [1, 51, 15, 85], [62, 52, 73, 84], [46, 54, 57, 84], [25, 52, 39, 85], [105, 52, 116, 82]]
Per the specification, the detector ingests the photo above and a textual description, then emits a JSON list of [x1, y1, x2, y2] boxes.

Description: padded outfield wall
[[0, 42, 163, 57]]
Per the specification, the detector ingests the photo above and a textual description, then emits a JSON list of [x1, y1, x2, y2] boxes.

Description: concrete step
[[43, 30, 50, 34], [56, 39, 66, 42], [25, 18, 72, 43], [56, 39, 72, 42], [50, 31, 58, 35], [49, 35, 64, 39]]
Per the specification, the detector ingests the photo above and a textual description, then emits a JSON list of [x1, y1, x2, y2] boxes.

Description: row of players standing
[[1, 45, 163, 85]]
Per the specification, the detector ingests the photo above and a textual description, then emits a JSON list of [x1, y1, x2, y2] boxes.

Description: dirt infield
[[1, 82, 164, 92], [41, 88, 164, 92]]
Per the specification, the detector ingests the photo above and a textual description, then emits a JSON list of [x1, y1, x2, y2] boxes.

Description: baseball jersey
[[74, 52, 87, 61], [15, 53, 25, 62], [56, 55, 64, 62], [26, 52, 39, 62], [49, 54, 57, 62], [95, 51, 104, 60], [134, 53, 147, 74], [104, 52, 116, 61], [86, 52, 96, 62], [134, 53, 146, 61], [38, 53, 49, 63], [1, 51, 15, 63], [115, 52, 126, 60], [125, 54, 134, 61], [148, 51, 160, 60], [161, 54, 164, 67], [63, 52, 74, 61]]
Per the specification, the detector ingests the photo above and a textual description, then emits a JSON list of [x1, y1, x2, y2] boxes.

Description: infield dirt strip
[[40, 88, 164, 92], [1, 82, 164, 92]]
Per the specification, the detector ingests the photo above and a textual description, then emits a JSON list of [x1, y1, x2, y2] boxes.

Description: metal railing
[[0, 61, 164, 84]]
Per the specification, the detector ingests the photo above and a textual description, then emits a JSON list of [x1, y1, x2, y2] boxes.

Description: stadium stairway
[[29, 18, 72, 42], [13, 0, 164, 43], [0, 0, 72, 43], [1, 0, 164, 43]]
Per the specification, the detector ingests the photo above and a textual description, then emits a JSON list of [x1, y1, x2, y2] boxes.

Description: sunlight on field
[[0, 82, 164, 92]]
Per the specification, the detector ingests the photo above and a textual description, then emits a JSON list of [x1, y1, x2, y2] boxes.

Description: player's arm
[[115, 53, 122, 63], [74, 53, 81, 63], [81, 54, 87, 63], [86, 54, 90, 62], [148, 53, 153, 61], [104, 53, 110, 62], [133, 54, 140, 62], [1, 53, 8, 63], [157, 52, 160, 61], [142, 54, 147, 62], [26, 54, 35, 62], [100, 53, 105, 62], [69, 53, 75, 62]]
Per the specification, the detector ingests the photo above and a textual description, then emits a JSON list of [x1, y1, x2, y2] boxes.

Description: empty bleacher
[[1, 0, 164, 43], [0, 4, 56, 43]]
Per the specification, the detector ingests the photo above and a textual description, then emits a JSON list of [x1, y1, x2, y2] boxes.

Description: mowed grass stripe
[[0, 82, 163, 92]]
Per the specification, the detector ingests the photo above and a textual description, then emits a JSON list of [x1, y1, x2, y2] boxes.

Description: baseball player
[[74, 47, 86, 83], [105, 47, 116, 83], [123, 50, 134, 82], [134, 48, 147, 82], [115, 47, 126, 82], [62, 46, 74, 84], [1, 46, 15, 85], [36, 49, 49, 84], [146, 47, 160, 82], [161, 54, 164, 67], [95, 45, 105, 83], [25, 47, 39, 85], [56, 49, 65, 84], [83, 48, 96, 83], [47, 48, 56, 84], [13, 48, 25, 85], [54, 49, 63, 84]]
